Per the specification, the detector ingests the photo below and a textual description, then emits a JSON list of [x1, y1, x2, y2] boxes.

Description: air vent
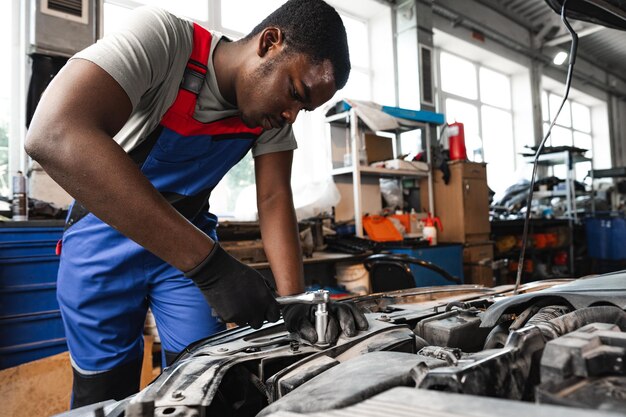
[[48, 0, 81, 16], [41, 0, 89, 24], [419, 44, 435, 107]]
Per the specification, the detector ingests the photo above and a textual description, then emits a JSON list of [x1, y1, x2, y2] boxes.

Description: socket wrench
[[276, 289, 330, 346]]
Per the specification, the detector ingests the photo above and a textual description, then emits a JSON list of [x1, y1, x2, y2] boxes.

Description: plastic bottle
[[423, 214, 442, 246], [409, 209, 419, 235], [12, 171, 28, 221]]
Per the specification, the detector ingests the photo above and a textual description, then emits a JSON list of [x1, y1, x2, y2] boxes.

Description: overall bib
[[57, 24, 263, 406]]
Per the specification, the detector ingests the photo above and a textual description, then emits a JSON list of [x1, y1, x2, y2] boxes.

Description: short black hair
[[245, 0, 350, 90]]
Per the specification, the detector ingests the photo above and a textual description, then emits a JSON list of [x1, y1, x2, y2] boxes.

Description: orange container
[[362, 215, 403, 242], [390, 213, 410, 233]]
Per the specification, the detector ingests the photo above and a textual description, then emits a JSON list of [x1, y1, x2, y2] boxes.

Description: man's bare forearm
[[258, 190, 305, 296], [25, 60, 213, 272]]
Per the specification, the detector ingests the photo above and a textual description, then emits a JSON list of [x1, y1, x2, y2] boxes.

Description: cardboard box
[[364, 133, 394, 164], [463, 242, 494, 287], [420, 161, 490, 243], [334, 175, 383, 222]]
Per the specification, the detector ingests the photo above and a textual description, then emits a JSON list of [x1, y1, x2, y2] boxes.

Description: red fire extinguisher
[[447, 122, 467, 161]]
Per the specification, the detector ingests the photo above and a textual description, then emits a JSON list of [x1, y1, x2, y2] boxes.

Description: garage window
[[0, 1, 14, 198], [103, 1, 374, 220], [542, 91, 594, 182], [438, 50, 516, 195]]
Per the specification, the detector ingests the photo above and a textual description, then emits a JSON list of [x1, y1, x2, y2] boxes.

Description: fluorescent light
[[553, 51, 568, 65]]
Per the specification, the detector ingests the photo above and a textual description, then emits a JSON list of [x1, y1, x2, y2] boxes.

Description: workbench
[[253, 252, 369, 290]]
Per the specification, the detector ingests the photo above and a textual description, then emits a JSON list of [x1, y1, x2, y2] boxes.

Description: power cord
[[514, 0, 578, 294]]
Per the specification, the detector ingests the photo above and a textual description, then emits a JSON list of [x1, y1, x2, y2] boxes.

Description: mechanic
[[25, 0, 368, 408]]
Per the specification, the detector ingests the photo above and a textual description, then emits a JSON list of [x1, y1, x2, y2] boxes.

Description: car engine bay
[[64, 272, 626, 417]]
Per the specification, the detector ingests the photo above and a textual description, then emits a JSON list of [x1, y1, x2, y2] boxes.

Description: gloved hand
[[184, 242, 280, 328], [282, 301, 369, 345]]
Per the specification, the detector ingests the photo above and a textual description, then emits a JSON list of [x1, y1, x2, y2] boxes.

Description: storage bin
[[0, 224, 66, 369], [611, 217, 626, 260], [585, 216, 626, 260]]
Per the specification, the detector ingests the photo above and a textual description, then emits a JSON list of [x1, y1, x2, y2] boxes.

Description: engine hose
[[526, 305, 571, 327], [484, 305, 569, 349], [534, 306, 626, 341], [483, 322, 512, 349]]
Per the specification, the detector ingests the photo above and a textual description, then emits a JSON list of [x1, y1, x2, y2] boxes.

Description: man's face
[[237, 52, 337, 130]]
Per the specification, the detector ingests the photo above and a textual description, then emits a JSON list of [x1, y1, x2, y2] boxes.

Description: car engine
[[63, 272, 626, 417]]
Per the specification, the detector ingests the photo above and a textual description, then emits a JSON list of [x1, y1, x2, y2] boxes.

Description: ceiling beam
[[544, 24, 605, 46]]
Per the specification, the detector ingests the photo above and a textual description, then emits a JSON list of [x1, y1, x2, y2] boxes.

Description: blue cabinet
[[388, 244, 464, 287], [0, 222, 67, 369]]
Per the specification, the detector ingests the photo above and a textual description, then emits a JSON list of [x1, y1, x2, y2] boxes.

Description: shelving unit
[[522, 149, 593, 276], [491, 218, 576, 283], [529, 149, 593, 222], [326, 107, 444, 237]]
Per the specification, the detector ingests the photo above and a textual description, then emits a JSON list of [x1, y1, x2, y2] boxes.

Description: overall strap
[[161, 23, 213, 123]]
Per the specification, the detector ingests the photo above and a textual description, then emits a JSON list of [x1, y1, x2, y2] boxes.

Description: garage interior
[[1, 0, 626, 416]]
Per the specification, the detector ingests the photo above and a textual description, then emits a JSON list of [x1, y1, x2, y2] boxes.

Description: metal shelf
[[324, 111, 429, 134], [332, 165, 430, 178], [533, 190, 568, 198], [328, 108, 437, 238], [524, 150, 591, 167], [519, 149, 592, 276]]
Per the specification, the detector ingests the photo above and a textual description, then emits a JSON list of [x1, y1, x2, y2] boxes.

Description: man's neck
[[213, 38, 246, 107]]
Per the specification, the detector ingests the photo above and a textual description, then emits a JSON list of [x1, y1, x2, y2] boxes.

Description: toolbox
[[0, 223, 66, 369]]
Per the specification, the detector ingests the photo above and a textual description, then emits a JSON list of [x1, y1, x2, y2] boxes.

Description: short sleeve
[[71, 6, 193, 109], [252, 125, 298, 157]]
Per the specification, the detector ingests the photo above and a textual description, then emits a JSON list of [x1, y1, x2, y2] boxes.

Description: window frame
[[100, 0, 376, 220], [435, 48, 516, 167], [2, 0, 26, 199], [541, 90, 595, 181]]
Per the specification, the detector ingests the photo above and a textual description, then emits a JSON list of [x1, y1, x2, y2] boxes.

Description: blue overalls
[[57, 24, 264, 403]]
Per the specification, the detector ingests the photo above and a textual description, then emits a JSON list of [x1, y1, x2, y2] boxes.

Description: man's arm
[[254, 150, 305, 296], [25, 59, 213, 271]]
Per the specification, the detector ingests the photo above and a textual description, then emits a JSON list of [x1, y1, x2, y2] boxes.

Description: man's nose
[[281, 106, 301, 125]]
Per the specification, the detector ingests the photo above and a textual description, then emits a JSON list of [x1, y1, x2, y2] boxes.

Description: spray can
[[12, 171, 28, 221], [423, 214, 442, 246]]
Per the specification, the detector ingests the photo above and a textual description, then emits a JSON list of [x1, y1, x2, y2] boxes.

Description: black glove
[[184, 242, 280, 329], [282, 301, 369, 345]]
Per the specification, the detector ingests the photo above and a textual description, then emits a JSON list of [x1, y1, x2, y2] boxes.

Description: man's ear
[[257, 27, 285, 58]]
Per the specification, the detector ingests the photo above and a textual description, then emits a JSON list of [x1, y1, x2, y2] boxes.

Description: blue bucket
[[610, 217, 626, 260], [585, 217, 611, 259], [586, 215, 626, 260]]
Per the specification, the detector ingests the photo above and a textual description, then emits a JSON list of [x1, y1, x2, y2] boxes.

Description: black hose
[[534, 306, 626, 341], [514, 0, 578, 294], [364, 254, 462, 285], [483, 322, 512, 349], [526, 305, 571, 327]]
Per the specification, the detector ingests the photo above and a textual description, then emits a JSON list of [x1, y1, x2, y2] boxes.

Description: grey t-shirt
[[72, 6, 296, 157]]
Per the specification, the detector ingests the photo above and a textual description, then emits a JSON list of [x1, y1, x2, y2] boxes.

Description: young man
[[25, 0, 367, 408]]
